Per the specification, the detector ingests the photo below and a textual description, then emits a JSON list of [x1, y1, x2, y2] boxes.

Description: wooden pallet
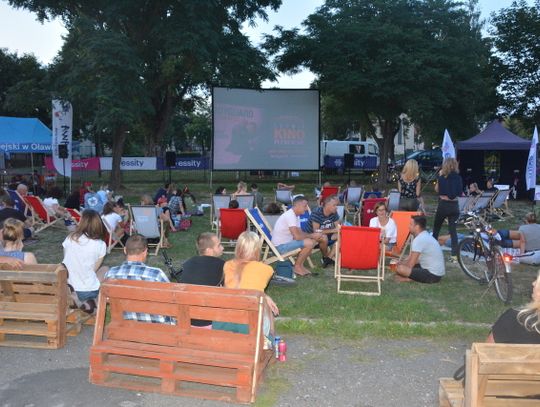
[[0, 264, 89, 349], [90, 280, 274, 404], [439, 343, 540, 407]]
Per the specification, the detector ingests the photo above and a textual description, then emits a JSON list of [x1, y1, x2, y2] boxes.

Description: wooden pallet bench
[[439, 342, 540, 406], [89, 280, 274, 404], [0, 264, 91, 349]]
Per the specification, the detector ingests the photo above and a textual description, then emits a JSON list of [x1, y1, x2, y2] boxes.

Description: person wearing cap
[[157, 195, 175, 247]]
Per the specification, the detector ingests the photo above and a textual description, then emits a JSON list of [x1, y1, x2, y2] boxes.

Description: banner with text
[[324, 155, 378, 170], [99, 157, 157, 171], [156, 156, 209, 170], [45, 156, 100, 172], [52, 100, 73, 177]]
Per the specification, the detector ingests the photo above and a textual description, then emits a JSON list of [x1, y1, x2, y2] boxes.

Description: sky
[[0, 0, 534, 88]]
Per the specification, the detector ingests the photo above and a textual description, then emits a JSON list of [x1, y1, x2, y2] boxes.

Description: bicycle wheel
[[457, 237, 488, 281], [493, 247, 513, 304]]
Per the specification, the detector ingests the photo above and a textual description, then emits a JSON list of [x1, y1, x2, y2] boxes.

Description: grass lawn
[[30, 172, 539, 342]]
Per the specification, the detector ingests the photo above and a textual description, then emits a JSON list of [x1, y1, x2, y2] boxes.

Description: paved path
[[0, 329, 467, 407]]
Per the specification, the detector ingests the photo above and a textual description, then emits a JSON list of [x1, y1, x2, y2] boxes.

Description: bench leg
[[236, 368, 252, 403], [89, 351, 109, 384], [160, 361, 175, 393]]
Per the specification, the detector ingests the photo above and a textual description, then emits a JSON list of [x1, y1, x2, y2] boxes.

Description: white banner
[[526, 126, 538, 190], [99, 157, 157, 171], [52, 100, 73, 177], [441, 129, 456, 159]]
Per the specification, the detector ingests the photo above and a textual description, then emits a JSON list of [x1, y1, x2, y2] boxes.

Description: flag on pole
[[52, 100, 73, 177], [441, 129, 456, 159], [526, 126, 538, 191]]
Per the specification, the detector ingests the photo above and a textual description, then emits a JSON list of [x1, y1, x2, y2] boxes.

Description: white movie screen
[[212, 87, 320, 170]]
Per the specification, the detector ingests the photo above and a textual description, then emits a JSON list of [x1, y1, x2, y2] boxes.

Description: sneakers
[[448, 255, 458, 264], [321, 257, 335, 268]]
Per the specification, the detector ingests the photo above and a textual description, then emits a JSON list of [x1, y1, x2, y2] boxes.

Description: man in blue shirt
[[105, 234, 173, 324]]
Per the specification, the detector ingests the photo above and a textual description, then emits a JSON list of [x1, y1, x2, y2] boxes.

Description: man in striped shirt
[[105, 234, 174, 324]]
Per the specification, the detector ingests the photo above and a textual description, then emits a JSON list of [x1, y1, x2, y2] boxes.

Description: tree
[[265, 0, 496, 187], [9, 0, 281, 189], [491, 0, 540, 126]]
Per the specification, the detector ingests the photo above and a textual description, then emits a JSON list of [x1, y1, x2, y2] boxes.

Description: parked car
[[395, 148, 443, 171]]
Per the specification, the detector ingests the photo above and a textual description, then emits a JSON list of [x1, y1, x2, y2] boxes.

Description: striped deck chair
[[335, 225, 385, 296], [24, 195, 63, 233], [211, 195, 231, 230], [129, 205, 164, 256]]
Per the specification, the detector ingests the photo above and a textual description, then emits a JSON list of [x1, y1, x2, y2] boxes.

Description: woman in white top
[[369, 201, 397, 250], [101, 201, 126, 240], [62, 209, 108, 306]]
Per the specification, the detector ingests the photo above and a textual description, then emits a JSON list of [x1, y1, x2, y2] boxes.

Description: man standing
[[105, 234, 172, 323], [396, 215, 445, 283], [271, 195, 324, 276], [305, 194, 341, 267]]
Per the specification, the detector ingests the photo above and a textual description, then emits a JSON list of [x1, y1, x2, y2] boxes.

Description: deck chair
[[359, 197, 387, 226], [218, 208, 248, 253], [344, 186, 363, 222], [335, 225, 385, 296], [66, 208, 81, 224], [470, 192, 496, 217], [388, 211, 422, 260], [244, 207, 301, 265], [319, 186, 340, 204], [7, 189, 30, 217], [275, 189, 293, 206], [24, 195, 63, 233], [387, 190, 400, 212], [211, 195, 231, 230], [490, 189, 512, 219], [236, 194, 255, 209], [457, 195, 478, 223], [129, 205, 164, 255], [102, 217, 125, 254]]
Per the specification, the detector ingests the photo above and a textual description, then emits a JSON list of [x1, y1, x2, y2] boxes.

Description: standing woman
[[432, 158, 463, 258], [398, 159, 421, 211], [62, 209, 108, 307]]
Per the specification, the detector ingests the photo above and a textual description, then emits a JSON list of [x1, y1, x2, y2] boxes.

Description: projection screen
[[212, 87, 320, 170]]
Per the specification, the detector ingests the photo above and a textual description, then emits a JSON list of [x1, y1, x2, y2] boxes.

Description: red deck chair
[[359, 197, 387, 226], [219, 208, 248, 253], [24, 195, 63, 233], [319, 186, 340, 204], [388, 211, 422, 259], [335, 225, 385, 296], [66, 208, 82, 224]]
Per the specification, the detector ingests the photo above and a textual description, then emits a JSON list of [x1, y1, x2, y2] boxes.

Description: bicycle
[[457, 212, 513, 304]]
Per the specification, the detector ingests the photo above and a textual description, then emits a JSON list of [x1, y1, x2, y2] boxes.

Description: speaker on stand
[[165, 151, 177, 184], [344, 153, 354, 184]]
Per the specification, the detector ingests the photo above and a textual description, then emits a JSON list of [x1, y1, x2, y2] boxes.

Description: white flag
[[526, 126, 538, 191], [441, 129, 456, 159], [52, 100, 73, 177]]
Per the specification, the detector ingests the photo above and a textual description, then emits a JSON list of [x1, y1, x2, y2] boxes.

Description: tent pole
[[30, 153, 35, 195]]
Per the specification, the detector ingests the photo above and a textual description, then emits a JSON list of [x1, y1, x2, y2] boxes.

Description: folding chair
[[387, 190, 400, 212], [7, 189, 30, 217], [457, 195, 478, 223], [129, 205, 164, 255], [244, 207, 301, 265], [24, 195, 63, 233], [319, 186, 340, 204], [388, 211, 422, 260], [275, 190, 293, 206], [336, 205, 345, 223], [218, 208, 248, 253], [470, 192, 496, 217], [102, 217, 125, 254], [335, 225, 385, 296], [344, 186, 363, 222], [236, 194, 255, 209], [211, 195, 231, 230], [490, 189, 512, 219], [66, 208, 82, 224], [359, 197, 387, 226]]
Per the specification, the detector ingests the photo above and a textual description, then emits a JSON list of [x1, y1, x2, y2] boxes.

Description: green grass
[[30, 174, 538, 342]]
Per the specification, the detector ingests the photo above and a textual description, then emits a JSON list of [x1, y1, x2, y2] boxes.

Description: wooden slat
[[0, 320, 57, 337], [0, 271, 59, 283]]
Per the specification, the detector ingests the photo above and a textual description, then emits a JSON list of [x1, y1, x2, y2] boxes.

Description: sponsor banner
[[52, 100, 73, 177], [99, 157, 156, 171], [0, 143, 52, 153], [526, 126, 538, 190], [324, 155, 377, 170], [45, 156, 100, 172], [156, 156, 209, 170]]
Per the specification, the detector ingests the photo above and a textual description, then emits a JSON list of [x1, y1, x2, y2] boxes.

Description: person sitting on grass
[[271, 195, 324, 276], [305, 194, 341, 268], [487, 271, 540, 343], [105, 234, 172, 324], [395, 215, 445, 284], [0, 218, 37, 264]]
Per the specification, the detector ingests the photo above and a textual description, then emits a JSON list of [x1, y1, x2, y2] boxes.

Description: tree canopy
[[491, 0, 540, 126]]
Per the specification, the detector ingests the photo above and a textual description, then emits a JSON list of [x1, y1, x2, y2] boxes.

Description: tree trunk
[[110, 126, 128, 190], [375, 118, 398, 191]]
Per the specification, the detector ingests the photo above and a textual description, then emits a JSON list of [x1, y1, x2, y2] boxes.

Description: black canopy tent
[[457, 120, 531, 198]]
